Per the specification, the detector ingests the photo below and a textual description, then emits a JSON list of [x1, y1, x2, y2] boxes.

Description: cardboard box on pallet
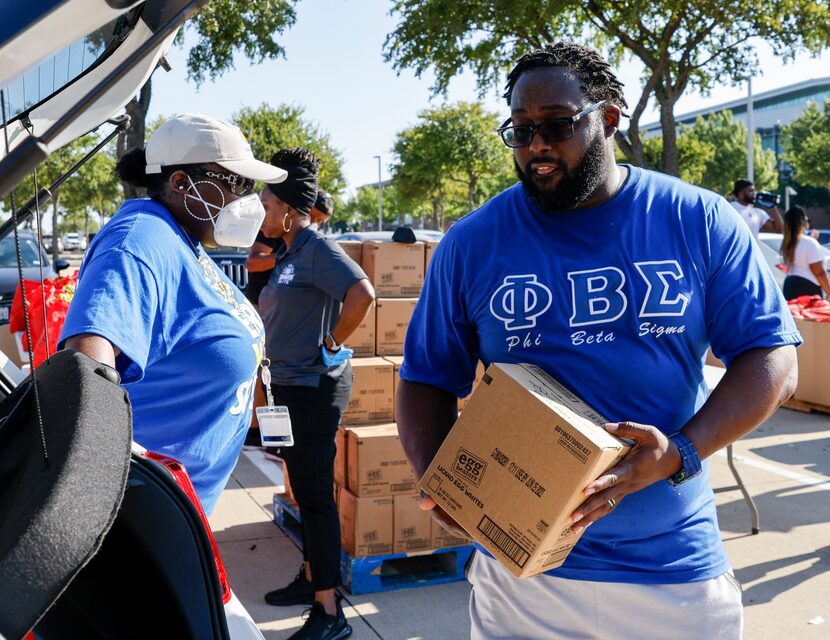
[[350, 301, 376, 357], [339, 487, 394, 557], [336, 240, 363, 266], [431, 519, 469, 549], [361, 241, 425, 298], [384, 356, 404, 421], [343, 357, 394, 425], [421, 363, 630, 578], [793, 319, 830, 406], [458, 360, 486, 412], [347, 424, 418, 496], [335, 427, 348, 487], [425, 240, 440, 273], [376, 298, 418, 356], [393, 493, 433, 554]]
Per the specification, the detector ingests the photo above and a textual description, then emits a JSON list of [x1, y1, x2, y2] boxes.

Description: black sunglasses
[[497, 100, 607, 148], [204, 170, 256, 196]]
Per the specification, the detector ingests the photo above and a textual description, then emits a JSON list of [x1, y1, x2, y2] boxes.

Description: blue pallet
[[273, 493, 474, 595]]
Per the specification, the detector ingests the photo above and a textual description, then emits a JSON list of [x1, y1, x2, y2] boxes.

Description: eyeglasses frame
[[497, 100, 608, 148]]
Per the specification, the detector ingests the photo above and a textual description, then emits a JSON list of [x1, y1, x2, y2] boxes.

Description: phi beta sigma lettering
[[489, 261, 690, 351]]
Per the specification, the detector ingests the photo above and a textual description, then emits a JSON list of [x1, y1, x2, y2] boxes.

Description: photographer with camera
[[731, 179, 784, 240]]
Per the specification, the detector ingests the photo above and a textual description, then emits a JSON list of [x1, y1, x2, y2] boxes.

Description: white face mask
[[183, 176, 265, 247]]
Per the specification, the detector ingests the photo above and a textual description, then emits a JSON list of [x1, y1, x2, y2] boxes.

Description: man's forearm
[[396, 379, 458, 477], [682, 345, 797, 459]]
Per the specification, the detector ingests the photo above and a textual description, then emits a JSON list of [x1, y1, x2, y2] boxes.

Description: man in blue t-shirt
[[398, 43, 799, 640]]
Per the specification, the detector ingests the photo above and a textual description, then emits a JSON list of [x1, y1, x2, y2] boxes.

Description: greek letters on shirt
[[488, 260, 690, 351]]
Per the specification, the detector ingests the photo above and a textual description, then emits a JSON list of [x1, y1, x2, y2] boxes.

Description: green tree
[[61, 142, 122, 236], [2, 136, 98, 257], [782, 99, 830, 189], [232, 103, 346, 196], [392, 102, 512, 228], [341, 183, 405, 230], [118, 0, 298, 196], [384, 0, 830, 176], [641, 111, 776, 195]]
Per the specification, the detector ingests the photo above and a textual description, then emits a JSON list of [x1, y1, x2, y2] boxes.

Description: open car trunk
[[33, 452, 231, 640]]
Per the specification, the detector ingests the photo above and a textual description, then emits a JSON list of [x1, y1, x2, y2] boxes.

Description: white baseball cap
[[145, 113, 286, 183]]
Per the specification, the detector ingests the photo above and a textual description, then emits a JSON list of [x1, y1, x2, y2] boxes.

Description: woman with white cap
[[60, 113, 285, 515]]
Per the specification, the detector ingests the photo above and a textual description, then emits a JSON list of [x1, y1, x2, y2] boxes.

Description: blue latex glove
[[321, 344, 353, 367]]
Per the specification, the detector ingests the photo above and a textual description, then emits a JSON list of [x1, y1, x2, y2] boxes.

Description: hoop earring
[[282, 213, 293, 233]]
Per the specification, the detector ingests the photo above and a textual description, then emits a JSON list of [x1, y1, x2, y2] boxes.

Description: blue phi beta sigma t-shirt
[[60, 199, 265, 515], [400, 166, 801, 584]]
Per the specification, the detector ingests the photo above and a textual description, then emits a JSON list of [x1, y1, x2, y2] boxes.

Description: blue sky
[[148, 0, 830, 194]]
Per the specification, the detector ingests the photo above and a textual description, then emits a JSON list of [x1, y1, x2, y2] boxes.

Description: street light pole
[[746, 77, 754, 182], [373, 155, 383, 231]]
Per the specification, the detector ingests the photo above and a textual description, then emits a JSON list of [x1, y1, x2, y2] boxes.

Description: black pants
[[783, 275, 822, 300], [272, 369, 352, 591]]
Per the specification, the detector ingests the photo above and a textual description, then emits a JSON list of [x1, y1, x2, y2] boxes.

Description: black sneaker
[[288, 600, 352, 640], [264, 565, 314, 606]]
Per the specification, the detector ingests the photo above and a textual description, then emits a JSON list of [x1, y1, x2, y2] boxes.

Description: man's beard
[[516, 133, 606, 212]]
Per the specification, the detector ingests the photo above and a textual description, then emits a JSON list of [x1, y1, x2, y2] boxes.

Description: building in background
[[641, 76, 830, 175]]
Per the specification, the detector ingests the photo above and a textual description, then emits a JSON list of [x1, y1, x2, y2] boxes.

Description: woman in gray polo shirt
[[257, 148, 374, 640]]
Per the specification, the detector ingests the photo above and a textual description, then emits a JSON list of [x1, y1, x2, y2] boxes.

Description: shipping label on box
[[361, 241, 425, 298], [339, 487, 394, 557], [421, 363, 630, 578], [347, 423, 419, 496], [458, 360, 486, 412], [376, 298, 418, 356], [350, 301, 376, 357], [343, 357, 394, 425], [393, 494, 433, 554], [336, 240, 363, 267]]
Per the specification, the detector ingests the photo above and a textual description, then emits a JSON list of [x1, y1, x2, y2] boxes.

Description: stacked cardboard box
[[326, 238, 471, 558], [792, 318, 830, 406]]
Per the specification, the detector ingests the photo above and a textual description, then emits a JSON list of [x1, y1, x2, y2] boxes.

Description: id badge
[[257, 406, 294, 447]]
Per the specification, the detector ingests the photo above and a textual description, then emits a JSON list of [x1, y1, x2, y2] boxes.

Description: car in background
[[41, 234, 64, 254], [61, 232, 87, 252], [757, 232, 830, 290], [0, 231, 69, 324], [335, 229, 445, 242], [205, 246, 249, 293]]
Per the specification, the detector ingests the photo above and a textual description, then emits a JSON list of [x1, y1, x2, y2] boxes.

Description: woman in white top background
[[781, 206, 830, 300]]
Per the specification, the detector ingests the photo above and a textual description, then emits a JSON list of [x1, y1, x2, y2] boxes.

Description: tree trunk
[[51, 190, 61, 259], [117, 79, 153, 199], [654, 85, 680, 176], [431, 197, 439, 229], [468, 174, 477, 211]]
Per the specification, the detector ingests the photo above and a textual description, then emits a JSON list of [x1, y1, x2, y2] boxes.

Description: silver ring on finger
[[607, 497, 616, 508]]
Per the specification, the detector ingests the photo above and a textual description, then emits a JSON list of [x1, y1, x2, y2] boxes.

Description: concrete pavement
[[210, 406, 830, 639]]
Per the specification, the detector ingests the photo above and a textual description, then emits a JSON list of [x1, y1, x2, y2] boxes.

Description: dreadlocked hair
[[270, 147, 320, 174], [504, 42, 628, 116]]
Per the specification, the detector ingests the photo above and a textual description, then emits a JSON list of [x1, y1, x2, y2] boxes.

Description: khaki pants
[[468, 552, 743, 640]]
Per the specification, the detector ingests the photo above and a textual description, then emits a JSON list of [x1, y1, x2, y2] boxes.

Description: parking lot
[[209, 405, 830, 640]]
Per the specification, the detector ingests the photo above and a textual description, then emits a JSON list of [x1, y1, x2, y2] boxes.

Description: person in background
[[258, 148, 374, 640], [59, 113, 285, 515], [731, 179, 784, 240], [246, 190, 334, 308], [781, 206, 830, 300]]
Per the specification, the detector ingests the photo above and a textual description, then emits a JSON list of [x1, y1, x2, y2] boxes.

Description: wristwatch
[[324, 333, 342, 353], [667, 432, 702, 486]]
